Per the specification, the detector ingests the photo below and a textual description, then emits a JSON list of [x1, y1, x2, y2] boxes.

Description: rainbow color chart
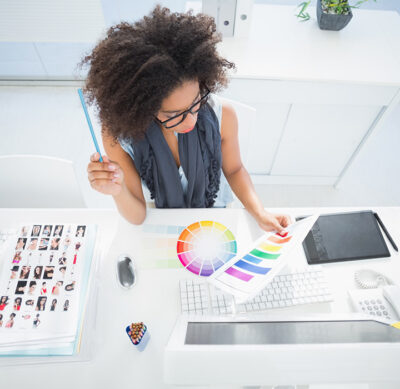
[[177, 221, 237, 276], [209, 215, 319, 303]]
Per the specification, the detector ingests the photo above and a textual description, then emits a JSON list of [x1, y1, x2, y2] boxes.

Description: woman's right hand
[[87, 152, 125, 196]]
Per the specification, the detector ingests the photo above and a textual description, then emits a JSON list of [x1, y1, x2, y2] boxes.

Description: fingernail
[[113, 173, 119, 178], [111, 178, 117, 182], [108, 165, 115, 171]]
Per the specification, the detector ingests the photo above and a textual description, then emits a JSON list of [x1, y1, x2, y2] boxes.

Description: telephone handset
[[348, 284, 400, 322], [383, 285, 400, 318]]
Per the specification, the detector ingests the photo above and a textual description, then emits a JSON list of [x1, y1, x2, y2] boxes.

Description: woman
[[58, 253, 67, 265], [36, 296, 47, 311], [52, 281, 63, 295], [83, 6, 290, 233], [43, 225, 52, 236], [39, 238, 49, 250], [31, 225, 41, 237], [5, 313, 16, 328], [15, 238, 26, 250], [28, 281, 37, 295], [50, 237, 60, 250], [62, 236, 71, 251], [33, 314, 41, 327], [13, 297, 22, 311], [59, 266, 67, 278], [50, 299, 57, 311], [40, 282, 47, 295], [65, 281, 75, 292], [15, 281, 27, 294], [12, 251, 22, 264], [10, 265, 19, 279], [53, 225, 63, 237], [27, 238, 38, 251], [21, 226, 28, 237], [43, 266, 54, 279], [76, 226, 85, 237], [19, 265, 30, 279], [33, 266, 43, 279], [0, 296, 9, 311]]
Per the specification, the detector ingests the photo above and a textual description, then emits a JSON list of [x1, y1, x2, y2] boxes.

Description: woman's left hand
[[256, 211, 292, 233]]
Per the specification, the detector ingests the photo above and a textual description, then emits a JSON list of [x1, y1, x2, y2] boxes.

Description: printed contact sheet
[[0, 223, 95, 349]]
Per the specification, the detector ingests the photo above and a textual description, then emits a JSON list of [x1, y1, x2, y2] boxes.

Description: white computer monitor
[[164, 313, 400, 386]]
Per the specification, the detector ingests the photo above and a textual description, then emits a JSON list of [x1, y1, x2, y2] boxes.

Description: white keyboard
[[180, 266, 333, 315]]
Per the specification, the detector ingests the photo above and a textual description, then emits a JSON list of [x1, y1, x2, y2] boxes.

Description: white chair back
[[218, 96, 256, 167], [0, 154, 85, 208]]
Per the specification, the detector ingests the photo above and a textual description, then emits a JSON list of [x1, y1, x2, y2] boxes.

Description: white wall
[[0, 85, 399, 208]]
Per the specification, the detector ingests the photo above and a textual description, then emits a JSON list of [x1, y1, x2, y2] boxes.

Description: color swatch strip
[[139, 224, 187, 269], [234, 260, 271, 275], [225, 266, 253, 281], [242, 254, 262, 264], [258, 242, 282, 252], [250, 249, 280, 260], [268, 235, 292, 244]]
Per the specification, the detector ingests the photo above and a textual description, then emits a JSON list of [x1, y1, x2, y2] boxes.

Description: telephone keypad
[[359, 298, 391, 319]]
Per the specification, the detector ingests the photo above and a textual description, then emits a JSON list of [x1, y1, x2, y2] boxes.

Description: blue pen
[[78, 88, 103, 162]]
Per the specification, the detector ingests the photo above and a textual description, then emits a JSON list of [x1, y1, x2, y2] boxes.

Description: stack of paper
[[0, 223, 97, 357]]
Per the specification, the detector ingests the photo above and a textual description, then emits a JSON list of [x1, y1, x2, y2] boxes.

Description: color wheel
[[177, 221, 237, 276]]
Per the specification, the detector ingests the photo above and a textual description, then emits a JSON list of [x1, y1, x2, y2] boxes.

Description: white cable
[[354, 269, 393, 289]]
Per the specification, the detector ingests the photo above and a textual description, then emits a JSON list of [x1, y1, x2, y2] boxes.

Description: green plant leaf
[[295, 1, 311, 21]]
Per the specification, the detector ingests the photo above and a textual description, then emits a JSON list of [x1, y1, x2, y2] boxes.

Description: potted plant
[[296, 0, 376, 31]]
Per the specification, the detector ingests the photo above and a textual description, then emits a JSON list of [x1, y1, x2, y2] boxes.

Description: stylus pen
[[78, 88, 103, 162], [374, 212, 398, 252]]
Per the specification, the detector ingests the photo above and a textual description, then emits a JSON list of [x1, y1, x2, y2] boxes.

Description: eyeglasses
[[155, 87, 210, 129]]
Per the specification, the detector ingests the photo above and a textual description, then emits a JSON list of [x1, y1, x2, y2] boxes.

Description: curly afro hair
[[80, 5, 235, 141]]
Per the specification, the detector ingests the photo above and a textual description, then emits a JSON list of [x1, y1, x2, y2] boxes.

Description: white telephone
[[348, 269, 400, 322]]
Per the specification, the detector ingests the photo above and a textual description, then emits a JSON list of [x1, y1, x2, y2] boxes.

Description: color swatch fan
[[177, 221, 237, 276], [209, 215, 319, 303]]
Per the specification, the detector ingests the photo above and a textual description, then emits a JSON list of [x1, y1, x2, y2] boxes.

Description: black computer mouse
[[116, 255, 136, 289]]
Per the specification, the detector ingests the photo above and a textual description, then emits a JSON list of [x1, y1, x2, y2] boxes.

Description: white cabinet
[[217, 5, 400, 186]]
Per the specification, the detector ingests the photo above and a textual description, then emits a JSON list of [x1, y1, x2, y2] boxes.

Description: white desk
[[188, 3, 400, 187], [1, 207, 400, 388]]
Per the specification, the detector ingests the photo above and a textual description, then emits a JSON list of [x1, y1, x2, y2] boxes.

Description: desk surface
[[1, 207, 400, 388], [188, 3, 400, 86]]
